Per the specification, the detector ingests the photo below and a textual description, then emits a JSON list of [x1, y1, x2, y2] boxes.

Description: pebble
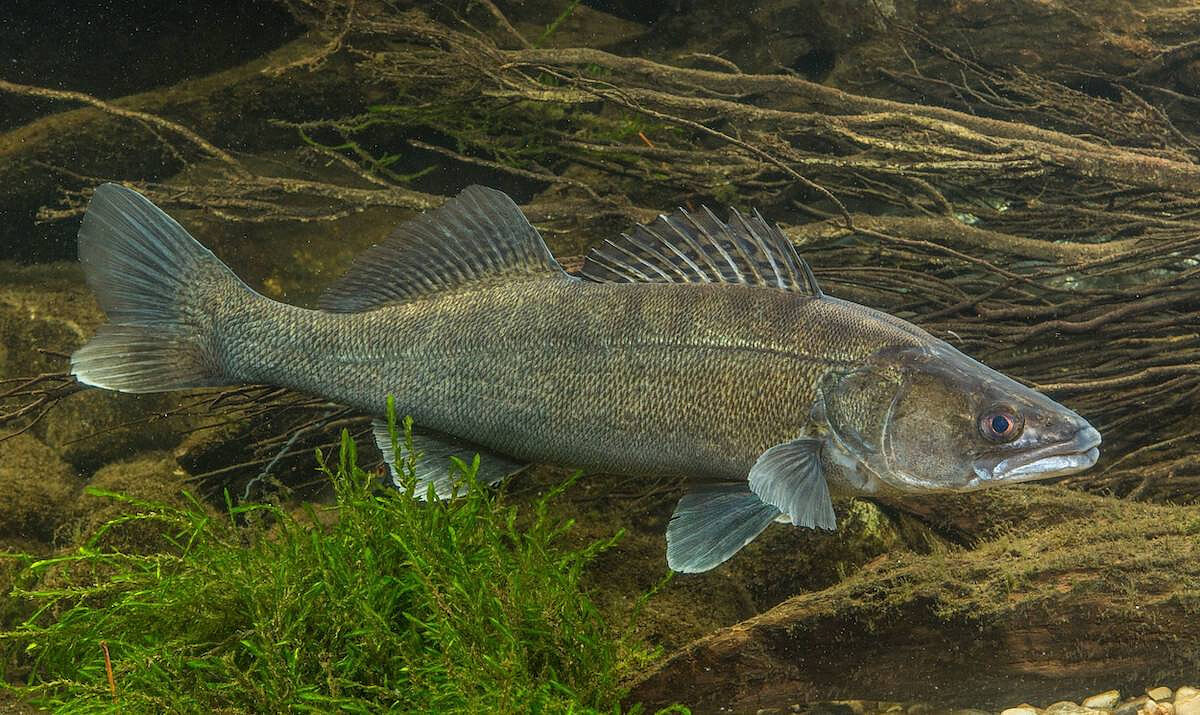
[[1085, 691, 1122, 710], [775, 684, 1200, 715], [1176, 690, 1200, 715], [1116, 696, 1152, 715], [1046, 701, 1096, 715]]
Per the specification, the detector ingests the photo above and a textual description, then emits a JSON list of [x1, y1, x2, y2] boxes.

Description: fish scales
[[217, 280, 921, 479]]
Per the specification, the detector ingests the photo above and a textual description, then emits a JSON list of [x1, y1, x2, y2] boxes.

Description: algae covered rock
[[727, 498, 942, 609], [534, 467, 944, 653], [66, 451, 200, 552], [0, 433, 78, 542], [38, 389, 182, 473], [0, 261, 101, 380], [628, 488, 1200, 712]]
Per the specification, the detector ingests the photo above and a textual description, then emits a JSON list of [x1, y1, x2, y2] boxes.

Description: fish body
[[222, 280, 912, 480], [71, 184, 1101, 572]]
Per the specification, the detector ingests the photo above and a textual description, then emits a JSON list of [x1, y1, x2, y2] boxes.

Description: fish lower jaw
[[971, 443, 1101, 489], [991, 445, 1100, 482]]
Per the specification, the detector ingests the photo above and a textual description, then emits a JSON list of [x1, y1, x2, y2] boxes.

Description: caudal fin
[[70, 183, 248, 393]]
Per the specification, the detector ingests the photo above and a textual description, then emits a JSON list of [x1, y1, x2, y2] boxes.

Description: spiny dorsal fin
[[580, 206, 822, 296], [319, 185, 572, 312]]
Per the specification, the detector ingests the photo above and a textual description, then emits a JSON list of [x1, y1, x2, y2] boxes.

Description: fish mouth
[[972, 425, 1102, 487]]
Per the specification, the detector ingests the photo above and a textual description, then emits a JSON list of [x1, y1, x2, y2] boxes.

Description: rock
[[1175, 690, 1200, 715], [65, 451, 200, 552], [0, 433, 78, 542], [1046, 702, 1092, 715], [1140, 703, 1174, 715], [39, 388, 183, 472], [1085, 692, 1121, 710], [627, 489, 1200, 712], [1115, 696, 1151, 715], [806, 704, 857, 715], [1149, 689, 1175, 703], [1002, 708, 1039, 715], [0, 261, 102, 379]]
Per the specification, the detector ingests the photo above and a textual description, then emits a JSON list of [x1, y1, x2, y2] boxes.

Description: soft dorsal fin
[[580, 206, 823, 296], [319, 185, 572, 312]]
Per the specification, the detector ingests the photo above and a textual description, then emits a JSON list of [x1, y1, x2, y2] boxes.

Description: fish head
[[820, 341, 1101, 494]]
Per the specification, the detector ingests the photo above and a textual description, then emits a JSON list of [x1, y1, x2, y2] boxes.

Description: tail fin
[[70, 183, 249, 393]]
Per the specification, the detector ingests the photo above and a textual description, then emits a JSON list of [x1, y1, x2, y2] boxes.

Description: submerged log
[[627, 487, 1200, 711]]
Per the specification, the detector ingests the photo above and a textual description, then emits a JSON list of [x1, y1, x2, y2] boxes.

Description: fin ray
[[319, 186, 574, 312], [70, 183, 246, 392], [371, 420, 527, 499], [666, 483, 782, 573], [748, 438, 837, 530], [582, 205, 823, 296]]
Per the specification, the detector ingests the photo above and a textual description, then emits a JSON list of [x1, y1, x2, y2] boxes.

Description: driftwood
[[627, 487, 1200, 712]]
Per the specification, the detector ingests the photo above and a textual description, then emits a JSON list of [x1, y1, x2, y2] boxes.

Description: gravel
[[781, 683, 1200, 715]]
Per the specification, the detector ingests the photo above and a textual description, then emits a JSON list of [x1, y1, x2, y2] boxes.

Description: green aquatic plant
[[1, 402, 658, 713]]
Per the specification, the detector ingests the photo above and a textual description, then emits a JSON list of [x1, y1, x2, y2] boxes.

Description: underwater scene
[[1, 0, 1198, 712]]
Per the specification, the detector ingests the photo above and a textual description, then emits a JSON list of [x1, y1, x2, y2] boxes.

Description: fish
[[70, 183, 1101, 572]]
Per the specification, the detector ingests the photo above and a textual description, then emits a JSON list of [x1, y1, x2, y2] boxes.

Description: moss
[[63, 452, 198, 553], [1, 415, 663, 712]]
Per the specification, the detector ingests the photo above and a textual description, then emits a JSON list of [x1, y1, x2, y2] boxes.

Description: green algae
[[1, 410, 664, 713]]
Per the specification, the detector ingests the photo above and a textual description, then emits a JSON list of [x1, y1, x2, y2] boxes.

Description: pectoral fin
[[372, 420, 527, 500], [748, 438, 837, 530], [666, 483, 782, 573]]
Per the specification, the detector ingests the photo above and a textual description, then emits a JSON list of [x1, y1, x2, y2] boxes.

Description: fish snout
[[985, 421, 1102, 484]]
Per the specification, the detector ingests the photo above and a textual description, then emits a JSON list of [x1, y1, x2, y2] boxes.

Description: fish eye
[[979, 406, 1023, 443]]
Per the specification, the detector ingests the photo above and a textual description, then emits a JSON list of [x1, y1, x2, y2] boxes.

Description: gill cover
[[820, 342, 1099, 494]]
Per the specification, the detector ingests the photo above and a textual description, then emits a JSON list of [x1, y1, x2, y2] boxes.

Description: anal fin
[[372, 420, 527, 499], [666, 483, 782, 573]]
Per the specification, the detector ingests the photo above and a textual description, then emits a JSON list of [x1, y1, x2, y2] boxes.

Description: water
[[1, 1, 1197, 712]]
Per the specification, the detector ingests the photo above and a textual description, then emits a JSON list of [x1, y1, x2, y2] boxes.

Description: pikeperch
[[71, 184, 1101, 572]]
